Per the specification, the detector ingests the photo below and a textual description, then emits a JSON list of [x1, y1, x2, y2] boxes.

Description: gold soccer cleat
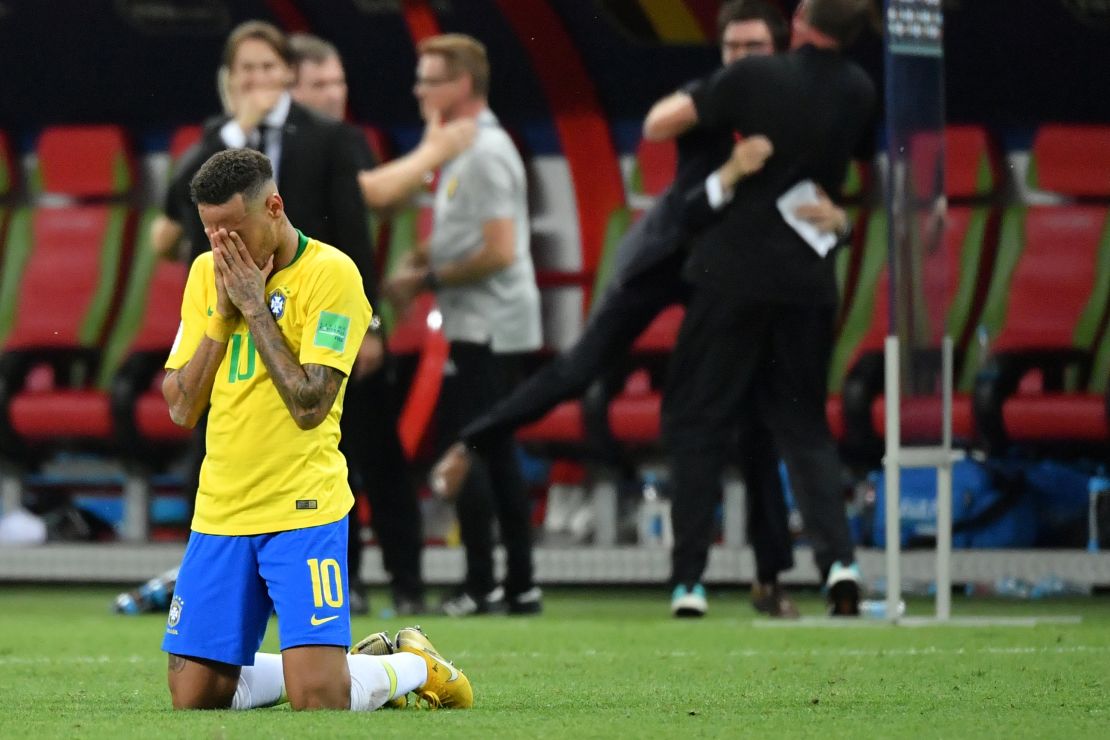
[[395, 626, 473, 709], [351, 631, 408, 709], [351, 631, 396, 657]]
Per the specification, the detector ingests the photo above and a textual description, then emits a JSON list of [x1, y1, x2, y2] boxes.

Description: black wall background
[[0, 0, 1106, 150]]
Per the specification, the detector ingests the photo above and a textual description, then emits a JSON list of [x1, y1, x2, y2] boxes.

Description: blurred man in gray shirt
[[429, 107, 540, 353], [383, 34, 542, 617]]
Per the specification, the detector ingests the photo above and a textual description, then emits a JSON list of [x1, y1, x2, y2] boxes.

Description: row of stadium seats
[[0, 123, 1107, 540]]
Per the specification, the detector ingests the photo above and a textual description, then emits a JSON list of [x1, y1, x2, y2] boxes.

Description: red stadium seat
[[945, 124, 1001, 199], [107, 226, 192, 456], [0, 205, 131, 449], [631, 305, 684, 353], [837, 125, 1005, 460], [840, 205, 992, 458], [517, 401, 586, 444], [36, 125, 133, 197], [1031, 124, 1110, 198], [608, 370, 660, 446], [973, 205, 1110, 452], [0, 127, 134, 460]]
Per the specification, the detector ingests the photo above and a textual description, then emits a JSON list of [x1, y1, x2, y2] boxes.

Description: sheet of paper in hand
[[776, 179, 838, 258]]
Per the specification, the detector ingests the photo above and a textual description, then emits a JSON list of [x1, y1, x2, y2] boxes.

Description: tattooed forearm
[[162, 338, 226, 428], [174, 369, 187, 402], [245, 310, 345, 429], [293, 364, 344, 419]]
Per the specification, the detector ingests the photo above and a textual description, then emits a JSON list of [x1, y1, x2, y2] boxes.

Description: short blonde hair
[[417, 34, 490, 98]]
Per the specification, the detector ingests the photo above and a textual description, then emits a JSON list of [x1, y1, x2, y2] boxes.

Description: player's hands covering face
[[210, 228, 274, 318]]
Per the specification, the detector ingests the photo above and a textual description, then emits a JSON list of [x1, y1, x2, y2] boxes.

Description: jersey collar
[[271, 230, 309, 278]]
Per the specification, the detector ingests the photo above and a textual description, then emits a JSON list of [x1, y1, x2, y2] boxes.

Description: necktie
[[252, 124, 268, 153]]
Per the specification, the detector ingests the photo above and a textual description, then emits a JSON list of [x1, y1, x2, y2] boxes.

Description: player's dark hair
[[223, 20, 292, 70], [807, 0, 874, 48], [717, 0, 790, 53], [190, 149, 274, 206]]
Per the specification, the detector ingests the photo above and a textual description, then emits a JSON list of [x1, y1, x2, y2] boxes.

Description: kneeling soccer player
[[159, 148, 471, 711]]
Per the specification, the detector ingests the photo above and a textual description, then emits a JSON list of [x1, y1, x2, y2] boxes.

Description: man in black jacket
[[647, 0, 875, 616], [160, 22, 375, 287]]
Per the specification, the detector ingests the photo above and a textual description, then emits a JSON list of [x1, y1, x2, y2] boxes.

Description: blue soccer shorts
[[162, 518, 350, 666]]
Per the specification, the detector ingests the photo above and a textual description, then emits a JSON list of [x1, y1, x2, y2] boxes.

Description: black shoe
[[751, 582, 800, 619], [506, 586, 543, 615], [349, 587, 370, 616]]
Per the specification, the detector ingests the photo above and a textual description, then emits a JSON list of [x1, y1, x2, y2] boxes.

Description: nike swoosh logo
[[310, 614, 339, 626]]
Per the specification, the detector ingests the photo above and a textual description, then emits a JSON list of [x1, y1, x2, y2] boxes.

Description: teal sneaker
[[671, 583, 708, 618]]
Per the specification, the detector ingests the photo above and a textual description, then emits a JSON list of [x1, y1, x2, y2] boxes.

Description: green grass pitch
[[1, 586, 1107, 738]]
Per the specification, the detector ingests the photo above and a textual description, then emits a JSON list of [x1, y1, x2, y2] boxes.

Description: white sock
[[231, 652, 287, 710], [347, 653, 427, 711]]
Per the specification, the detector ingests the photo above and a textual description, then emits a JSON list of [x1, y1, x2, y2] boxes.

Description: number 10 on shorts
[[307, 558, 344, 608]]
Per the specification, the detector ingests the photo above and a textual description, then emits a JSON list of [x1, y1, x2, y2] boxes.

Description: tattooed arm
[[243, 306, 346, 430], [163, 237, 239, 428], [162, 337, 229, 428]]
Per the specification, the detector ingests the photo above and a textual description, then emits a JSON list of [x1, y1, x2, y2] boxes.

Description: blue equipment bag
[[872, 459, 1037, 548]]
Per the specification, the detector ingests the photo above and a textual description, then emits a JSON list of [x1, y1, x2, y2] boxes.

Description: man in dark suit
[[647, 0, 875, 615], [161, 23, 374, 280]]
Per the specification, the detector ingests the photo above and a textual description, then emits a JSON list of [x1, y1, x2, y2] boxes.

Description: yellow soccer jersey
[[166, 231, 371, 535]]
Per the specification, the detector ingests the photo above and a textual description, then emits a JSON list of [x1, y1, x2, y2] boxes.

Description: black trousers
[[461, 249, 794, 581], [663, 289, 855, 587], [439, 341, 535, 597], [341, 357, 424, 600]]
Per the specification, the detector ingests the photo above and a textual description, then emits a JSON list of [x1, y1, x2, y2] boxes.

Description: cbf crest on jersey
[[268, 289, 287, 320]]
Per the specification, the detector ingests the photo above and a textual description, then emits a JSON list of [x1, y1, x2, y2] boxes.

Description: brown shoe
[[430, 442, 472, 500], [751, 582, 800, 619]]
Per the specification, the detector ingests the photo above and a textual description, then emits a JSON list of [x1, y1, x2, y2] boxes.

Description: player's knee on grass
[[282, 645, 351, 710], [167, 654, 239, 710]]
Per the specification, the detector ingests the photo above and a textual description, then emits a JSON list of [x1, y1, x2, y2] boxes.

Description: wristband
[[205, 313, 237, 343], [424, 269, 441, 291]]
